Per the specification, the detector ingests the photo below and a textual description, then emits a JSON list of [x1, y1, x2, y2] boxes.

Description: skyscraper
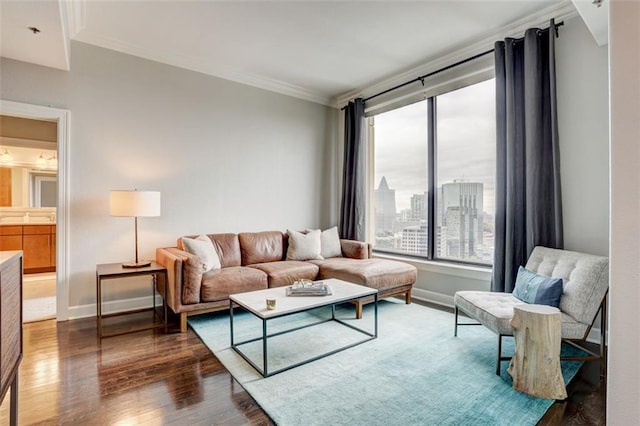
[[375, 176, 396, 235], [410, 192, 427, 221], [439, 181, 483, 259]]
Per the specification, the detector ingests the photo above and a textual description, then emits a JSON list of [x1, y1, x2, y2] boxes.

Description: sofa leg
[[355, 301, 363, 319], [405, 289, 412, 304], [180, 312, 188, 333]]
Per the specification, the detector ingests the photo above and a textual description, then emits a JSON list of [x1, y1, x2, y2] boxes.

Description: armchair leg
[[496, 334, 503, 376], [405, 289, 412, 304], [454, 306, 459, 337], [600, 294, 608, 378]]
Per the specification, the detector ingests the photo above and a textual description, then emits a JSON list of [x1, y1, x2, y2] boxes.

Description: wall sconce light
[[36, 153, 47, 169], [48, 153, 58, 169], [0, 148, 13, 164]]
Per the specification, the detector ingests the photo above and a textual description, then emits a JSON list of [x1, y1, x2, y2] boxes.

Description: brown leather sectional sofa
[[156, 230, 417, 332]]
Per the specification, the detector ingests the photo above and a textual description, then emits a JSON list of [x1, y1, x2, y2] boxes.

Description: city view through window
[[372, 79, 496, 264]]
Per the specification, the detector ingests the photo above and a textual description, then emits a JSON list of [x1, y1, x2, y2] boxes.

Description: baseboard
[[411, 288, 455, 309], [67, 295, 163, 320]]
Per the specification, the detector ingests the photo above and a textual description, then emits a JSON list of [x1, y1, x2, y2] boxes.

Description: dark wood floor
[[0, 308, 605, 425]]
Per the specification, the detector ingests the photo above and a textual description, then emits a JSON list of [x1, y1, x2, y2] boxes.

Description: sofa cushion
[[249, 261, 319, 288], [209, 233, 242, 267], [181, 235, 221, 272], [201, 266, 268, 302], [286, 229, 323, 261], [313, 258, 416, 291], [239, 231, 285, 265]]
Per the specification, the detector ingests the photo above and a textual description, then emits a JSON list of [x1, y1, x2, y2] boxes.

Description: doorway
[[0, 100, 70, 321]]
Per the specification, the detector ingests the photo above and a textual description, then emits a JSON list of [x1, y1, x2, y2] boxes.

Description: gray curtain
[[339, 98, 366, 241], [491, 22, 563, 293]]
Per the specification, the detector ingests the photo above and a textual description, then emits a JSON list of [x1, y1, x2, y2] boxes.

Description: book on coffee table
[[286, 281, 332, 297]]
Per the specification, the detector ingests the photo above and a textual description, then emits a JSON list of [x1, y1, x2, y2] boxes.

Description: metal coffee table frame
[[229, 289, 378, 378]]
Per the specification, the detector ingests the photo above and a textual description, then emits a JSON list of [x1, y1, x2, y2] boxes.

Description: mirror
[[1, 164, 57, 208], [1, 115, 58, 211]]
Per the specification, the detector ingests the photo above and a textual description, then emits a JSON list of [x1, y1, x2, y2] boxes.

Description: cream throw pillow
[[181, 234, 221, 272], [319, 226, 342, 258], [286, 229, 323, 260], [307, 227, 343, 258]]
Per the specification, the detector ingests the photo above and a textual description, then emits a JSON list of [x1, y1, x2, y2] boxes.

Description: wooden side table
[[508, 304, 567, 400], [96, 261, 168, 339]]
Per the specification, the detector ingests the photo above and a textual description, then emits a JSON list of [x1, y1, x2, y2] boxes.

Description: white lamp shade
[[110, 190, 161, 217]]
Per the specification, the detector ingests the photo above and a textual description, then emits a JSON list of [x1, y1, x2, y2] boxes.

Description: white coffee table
[[229, 278, 378, 377]]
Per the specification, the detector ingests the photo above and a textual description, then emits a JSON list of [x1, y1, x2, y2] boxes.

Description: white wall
[[608, 0, 640, 422], [557, 16, 609, 257], [0, 41, 338, 313], [403, 15, 610, 305]]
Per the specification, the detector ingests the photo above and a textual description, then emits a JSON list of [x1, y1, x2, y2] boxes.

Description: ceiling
[[1, 1, 598, 107]]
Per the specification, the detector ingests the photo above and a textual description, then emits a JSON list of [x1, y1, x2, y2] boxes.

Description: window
[[371, 78, 496, 265]]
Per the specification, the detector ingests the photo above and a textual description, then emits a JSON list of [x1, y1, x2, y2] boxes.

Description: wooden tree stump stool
[[507, 304, 567, 400]]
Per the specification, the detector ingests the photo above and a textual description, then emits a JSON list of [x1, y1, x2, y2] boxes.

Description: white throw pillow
[[286, 229, 323, 261], [315, 227, 342, 259], [181, 234, 221, 272]]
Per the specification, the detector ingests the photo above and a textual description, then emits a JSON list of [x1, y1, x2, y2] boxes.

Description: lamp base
[[122, 260, 151, 268]]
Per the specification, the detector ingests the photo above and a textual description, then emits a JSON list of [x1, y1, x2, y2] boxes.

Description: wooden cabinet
[[0, 226, 23, 251], [0, 224, 55, 273], [23, 225, 53, 270]]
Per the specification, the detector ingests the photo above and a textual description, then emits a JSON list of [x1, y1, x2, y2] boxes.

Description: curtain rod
[[342, 20, 564, 110]]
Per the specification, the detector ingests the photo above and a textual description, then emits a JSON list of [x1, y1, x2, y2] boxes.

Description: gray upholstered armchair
[[454, 246, 609, 376]]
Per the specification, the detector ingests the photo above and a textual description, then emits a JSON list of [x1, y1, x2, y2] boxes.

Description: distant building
[[401, 224, 428, 256], [438, 181, 483, 259], [410, 192, 427, 221], [375, 176, 396, 235]]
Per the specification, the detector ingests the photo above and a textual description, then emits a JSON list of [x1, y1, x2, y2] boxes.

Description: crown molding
[[334, 1, 579, 108], [73, 30, 333, 107], [63, 0, 86, 39], [57, 0, 86, 71]]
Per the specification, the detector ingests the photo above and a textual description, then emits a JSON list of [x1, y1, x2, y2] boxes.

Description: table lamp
[[110, 189, 161, 268]]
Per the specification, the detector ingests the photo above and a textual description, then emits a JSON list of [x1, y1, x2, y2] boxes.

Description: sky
[[373, 78, 496, 214]]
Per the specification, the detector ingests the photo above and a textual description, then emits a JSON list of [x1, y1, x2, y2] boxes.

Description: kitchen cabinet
[[0, 224, 55, 273], [0, 226, 22, 251]]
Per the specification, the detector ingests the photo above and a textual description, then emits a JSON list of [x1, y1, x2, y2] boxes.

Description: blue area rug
[[189, 300, 584, 425]]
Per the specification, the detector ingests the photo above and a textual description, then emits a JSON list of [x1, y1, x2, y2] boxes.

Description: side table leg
[[96, 273, 102, 340], [163, 272, 168, 331], [152, 274, 157, 318]]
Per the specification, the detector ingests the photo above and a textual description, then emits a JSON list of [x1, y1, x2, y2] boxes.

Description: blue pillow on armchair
[[512, 266, 563, 308]]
